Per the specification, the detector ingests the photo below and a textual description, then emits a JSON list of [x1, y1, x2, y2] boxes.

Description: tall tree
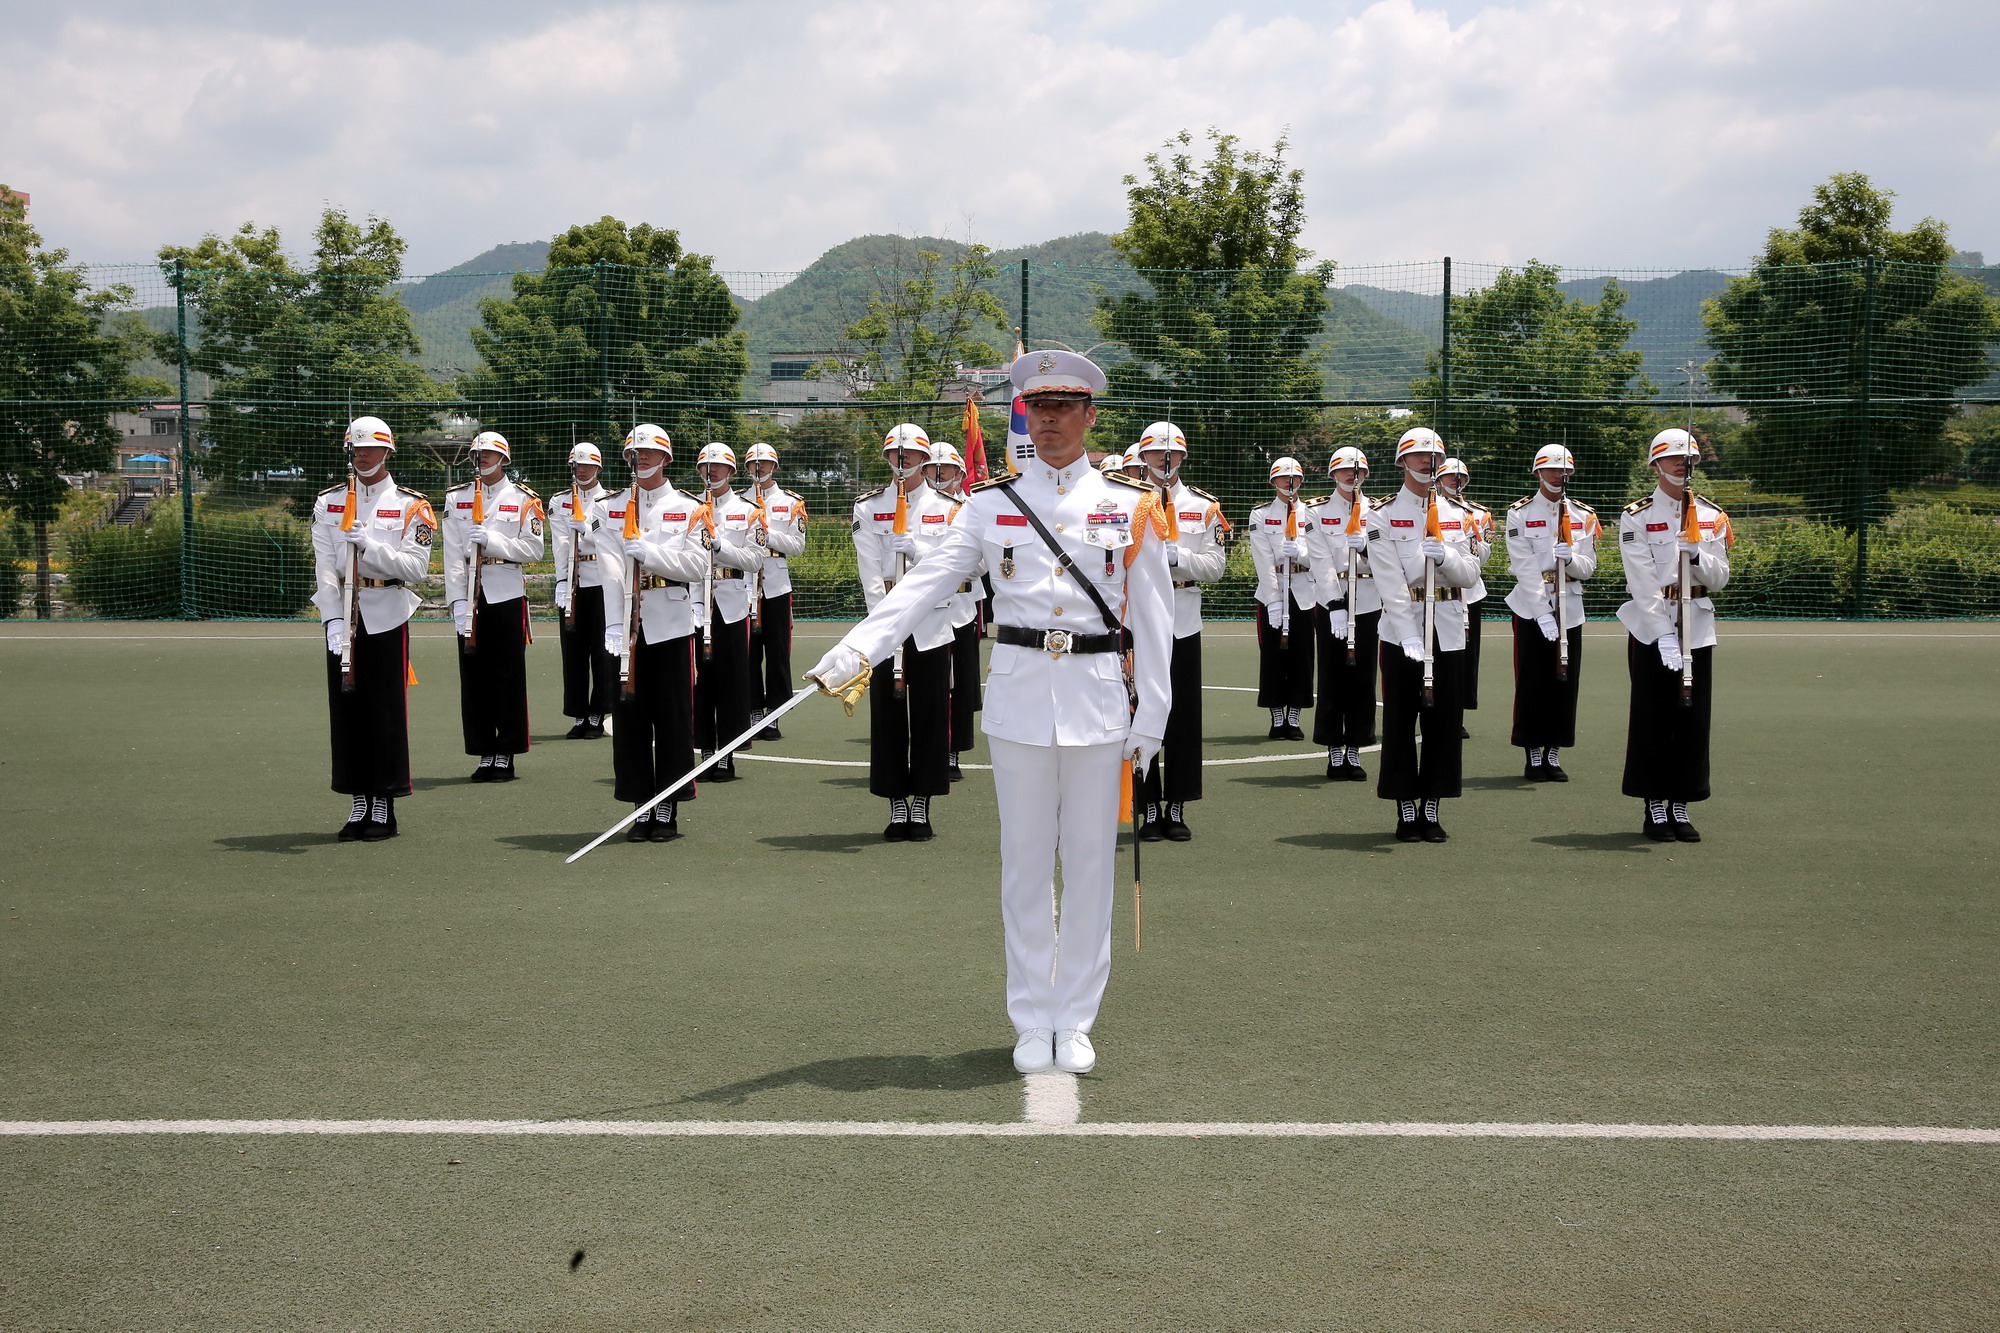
[[158, 210, 440, 485], [1, 189, 153, 616], [1704, 173, 2000, 525], [460, 217, 748, 487], [813, 244, 1008, 400], [1407, 261, 1654, 513], [1093, 130, 1333, 462]]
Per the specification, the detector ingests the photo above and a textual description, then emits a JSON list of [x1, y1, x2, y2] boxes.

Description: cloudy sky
[[6, 0, 1996, 277]]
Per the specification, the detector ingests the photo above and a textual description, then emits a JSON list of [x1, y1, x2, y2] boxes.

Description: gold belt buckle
[[1043, 629, 1073, 656]]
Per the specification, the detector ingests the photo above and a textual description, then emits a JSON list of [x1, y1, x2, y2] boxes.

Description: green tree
[[158, 210, 441, 486], [813, 244, 1007, 400], [460, 217, 748, 488], [1408, 261, 1654, 512], [1704, 173, 2000, 526], [1093, 129, 1333, 459], [1, 188, 152, 617]]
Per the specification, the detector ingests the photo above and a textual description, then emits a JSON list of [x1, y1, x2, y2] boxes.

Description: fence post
[[1439, 257, 1453, 438], [1019, 260, 1030, 350], [1850, 259, 1878, 619], [594, 260, 612, 440], [175, 259, 195, 618]]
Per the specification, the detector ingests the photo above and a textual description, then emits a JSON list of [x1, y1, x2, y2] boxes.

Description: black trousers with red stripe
[[558, 583, 616, 720], [1510, 616, 1584, 749], [747, 591, 795, 714], [1256, 598, 1317, 709], [871, 638, 951, 800], [1376, 644, 1465, 801], [326, 621, 411, 798], [613, 633, 698, 806], [1462, 602, 1485, 709], [1622, 637, 1714, 802], [693, 613, 753, 754], [948, 618, 982, 752], [457, 595, 531, 756], [1312, 606, 1380, 748]]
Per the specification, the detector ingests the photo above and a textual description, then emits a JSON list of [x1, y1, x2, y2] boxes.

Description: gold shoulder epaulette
[[1509, 494, 1533, 510], [853, 484, 888, 505], [1185, 484, 1220, 504], [317, 481, 347, 498], [1570, 498, 1596, 514], [397, 485, 429, 503], [1302, 494, 1329, 508], [1467, 499, 1491, 514], [1624, 496, 1652, 515], [968, 475, 1012, 493], [782, 487, 805, 503], [515, 482, 540, 499], [1695, 492, 1723, 512], [1105, 472, 1150, 492]]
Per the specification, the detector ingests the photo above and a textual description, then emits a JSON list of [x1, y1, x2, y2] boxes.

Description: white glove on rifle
[[1344, 531, 1369, 552], [1130, 731, 1164, 775], [571, 512, 593, 532], [1327, 608, 1349, 638], [1536, 612, 1559, 642], [1552, 541, 1573, 563], [1163, 541, 1183, 567], [889, 534, 919, 557], [1658, 632, 1683, 671], [1678, 538, 1702, 559], [1402, 636, 1426, 661], [467, 524, 491, 548], [1471, 539, 1492, 560], [603, 622, 625, 657], [324, 618, 345, 655], [1421, 536, 1447, 562], [807, 643, 865, 692], [622, 536, 650, 565], [452, 600, 472, 638], [1281, 538, 1304, 560], [341, 526, 371, 549], [554, 580, 571, 612]]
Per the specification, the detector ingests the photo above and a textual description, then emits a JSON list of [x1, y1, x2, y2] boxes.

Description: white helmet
[[1270, 456, 1304, 481], [1395, 426, 1445, 462], [344, 416, 395, 452], [1648, 428, 1699, 464], [470, 430, 511, 462], [1327, 446, 1369, 475], [1437, 457, 1469, 482], [568, 443, 603, 468], [932, 442, 965, 470], [745, 442, 779, 466], [1136, 421, 1189, 455], [696, 442, 737, 470], [1098, 454, 1125, 474], [882, 423, 933, 460], [623, 423, 672, 462], [1531, 443, 1576, 474]]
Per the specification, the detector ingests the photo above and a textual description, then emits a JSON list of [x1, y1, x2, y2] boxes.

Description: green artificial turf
[[2, 620, 1996, 1330]]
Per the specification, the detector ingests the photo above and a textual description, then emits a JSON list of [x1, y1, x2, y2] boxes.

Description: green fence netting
[[5, 255, 1998, 620]]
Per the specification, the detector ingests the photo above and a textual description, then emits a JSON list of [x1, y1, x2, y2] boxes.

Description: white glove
[[324, 618, 345, 655], [571, 512, 593, 532], [1281, 538, 1304, 560], [1536, 613, 1558, 642], [1472, 540, 1492, 560], [1658, 632, 1683, 671], [1163, 541, 1183, 567], [467, 524, 491, 548], [1345, 531, 1369, 552], [889, 534, 919, 557], [452, 600, 472, 638], [1552, 541, 1573, 563], [1266, 600, 1287, 625], [555, 580, 571, 612], [1130, 731, 1164, 775], [623, 536, 650, 565], [1402, 636, 1426, 661], [1327, 608, 1349, 638], [341, 525, 370, 549], [807, 643, 865, 691], [1678, 539, 1702, 560], [1421, 537, 1446, 562]]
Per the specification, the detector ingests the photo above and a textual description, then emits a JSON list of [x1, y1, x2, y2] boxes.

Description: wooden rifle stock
[[1554, 498, 1571, 683], [338, 470, 359, 693], [890, 482, 907, 699], [564, 480, 581, 630], [619, 481, 641, 697], [463, 477, 484, 656]]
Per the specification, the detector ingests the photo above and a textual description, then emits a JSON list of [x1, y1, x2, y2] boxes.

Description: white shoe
[[1012, 1028, 1055, 1074], [1053, 1029, 1096, 1074]]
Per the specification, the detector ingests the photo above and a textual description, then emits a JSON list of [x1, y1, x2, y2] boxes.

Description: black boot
[[650, 801, 680, 842], [1670, 801, 1702, 843], [1642, 799, 1674, 842], [584, 714, 607, 740], [490, 753, 518, 782], [906, 795, 935, 842], [1420, 797, 1448, 843], [883, 797, 910, 842], [1164, 801, 1192, 842], [1543, 747, 1569, 782], [566, 718, 592, 740], [1137, 802, 1165, 842], [626, 806, 653, 843], [469, 754, 496, 783], [946, 751, 964, 782], [1325, 750, 1345, 781], [1395, 799, 1422, 842], [1344, 747, 1368, 782], [1524, 747, 1547, 782], [361, 795, 398, 841], [338, 794, 369, 841]]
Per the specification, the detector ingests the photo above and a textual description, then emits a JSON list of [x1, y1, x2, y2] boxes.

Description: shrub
[[66, 504, 317, 618]]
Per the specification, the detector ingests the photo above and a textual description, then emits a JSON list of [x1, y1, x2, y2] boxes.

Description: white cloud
[[3, 0, 1996, 279]]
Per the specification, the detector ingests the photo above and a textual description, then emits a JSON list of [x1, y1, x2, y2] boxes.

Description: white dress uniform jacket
[[1369, 487, 1480, 653], [1503, 492, 1601, 623], [443, 476, 545, 608], [694, 486, 765, 626], [1616, 489, 1733, 649], [932, 484, 983, 630], [851, 483, 962, 654], [1159, 480, 1229, 638], [551, 481, 609, 608], [748, 482, 808, 599], [599, 482, 713, 646], [1458, 499, 1494, 605], [311, 476, 435, 633], [1248, 496, 1317, 614], [1301, 491, 1383, 615], [844, 462, 1173, 750]]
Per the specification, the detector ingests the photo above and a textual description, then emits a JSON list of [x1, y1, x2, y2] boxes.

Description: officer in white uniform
[[689, 443, 763, 780], [1503, 444, 1600, 781], [601, 426, 711, 842], [851, 425, 961, 839], [1436, 457, 1493, 736], [1303, 446, 1381, 781], [443, 431, 545, 783], [1370, 427, 1479, 842], [809, 351, 1172, 1076], [743, 442, 808, 741], [313, 417, 436, 840], [553, 443, 614, 739], [1619, 428, 1732, 843], [930, 442, 983, 781], [1133, 421, 1227, 842], [1248, 458, 1317, 740]]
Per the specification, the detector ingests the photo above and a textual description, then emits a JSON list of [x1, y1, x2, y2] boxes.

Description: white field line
[[1021, 1073, 1082, 1126], [2, 1118, 1993, 1143]]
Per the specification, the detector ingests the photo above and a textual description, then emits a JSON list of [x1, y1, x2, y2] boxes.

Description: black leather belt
[[1407, 586, 1463, 602], [639, 576, 688, 591], [358, 578, 403, 589], [995, 624, 1120, 655], [478, 557, 516, 567], [574, 553, 597, 563], [1662, 584, 1710, 601]]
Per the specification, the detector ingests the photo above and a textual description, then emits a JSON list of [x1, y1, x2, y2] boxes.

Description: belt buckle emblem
[[1043, 628, 1073, 656]]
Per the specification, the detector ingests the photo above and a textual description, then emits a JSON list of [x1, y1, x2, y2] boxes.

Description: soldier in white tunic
[[443, 431, 545, 783], [1436, 457, 1493, 735], [743, 442, 808, 741], [808, 352, 1172, 1076], [1302, 446, 1380, 781], [1618, 428, 1732, 842], [930, 441, 983, 781], [552, 443, 614, 739], [312, 416, 436, 840], [1503, 444, 1600, 781], [688, 443, 763, 781], [1248, 458, 1317, 740]]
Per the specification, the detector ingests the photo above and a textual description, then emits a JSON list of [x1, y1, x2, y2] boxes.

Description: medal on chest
[[999, 543, 1015, 580]]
